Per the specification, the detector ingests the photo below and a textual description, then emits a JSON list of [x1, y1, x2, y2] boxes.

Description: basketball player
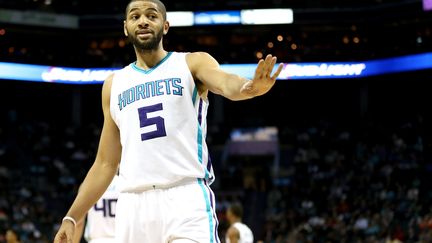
[[225, 203, 254, 243], [72, 175, 119, 243], [53, 0, 283, 242]]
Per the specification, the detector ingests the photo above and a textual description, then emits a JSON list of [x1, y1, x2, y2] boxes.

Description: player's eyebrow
[[128, 7, 159, 14]]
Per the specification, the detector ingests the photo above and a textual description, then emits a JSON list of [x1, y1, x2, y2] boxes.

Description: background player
[[73, 175, 119, 243], [225, 202, 254, 243]]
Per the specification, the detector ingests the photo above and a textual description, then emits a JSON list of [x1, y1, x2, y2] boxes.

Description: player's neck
[[135, 48, 168, 70], [230, 218, 241, 225]]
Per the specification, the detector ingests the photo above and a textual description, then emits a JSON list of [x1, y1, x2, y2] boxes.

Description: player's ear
[[123, 20, 128, 37], [163, 20, 170, 35]]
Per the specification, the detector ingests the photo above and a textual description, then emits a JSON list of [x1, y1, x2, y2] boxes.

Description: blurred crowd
[[2, 23, 430, 69], [1, 111, 431, 242], [0, 118, 99, 242], [215, 116, 432, 243]]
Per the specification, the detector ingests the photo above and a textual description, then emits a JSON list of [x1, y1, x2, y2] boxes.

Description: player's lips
[[136, 30, 152, 38]]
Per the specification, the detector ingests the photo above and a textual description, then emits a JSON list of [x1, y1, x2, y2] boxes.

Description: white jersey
[[226, 222, 254, 243], [84, 176, 119, 242], [110, 52, 214, 192], [225, 222, 253, 243]]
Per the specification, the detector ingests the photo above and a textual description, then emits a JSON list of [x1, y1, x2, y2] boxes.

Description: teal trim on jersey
[[197, 124, 203, 164], [193, 86, 209, 179], [192, 87, 198, 106], [197, 179, 215, 243], [194, 89, 210, 180], [131, 52, 173, 74]]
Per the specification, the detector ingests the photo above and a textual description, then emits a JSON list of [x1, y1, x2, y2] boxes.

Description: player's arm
[[227, 226, 240, 243], [72, 184, 86, 243], [186, 52, 283, 101], [54, 74, 122, 243]]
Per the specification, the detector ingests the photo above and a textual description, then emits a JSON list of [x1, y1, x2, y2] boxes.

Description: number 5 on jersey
[[138, 103, 167, 141]]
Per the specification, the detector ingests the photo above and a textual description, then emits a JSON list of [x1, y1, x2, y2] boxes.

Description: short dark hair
[[229, 202, 244, 218], [125, 0, 167, 21]]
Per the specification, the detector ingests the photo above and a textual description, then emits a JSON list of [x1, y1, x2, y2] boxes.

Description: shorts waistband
[[122, 178, 205, 193]]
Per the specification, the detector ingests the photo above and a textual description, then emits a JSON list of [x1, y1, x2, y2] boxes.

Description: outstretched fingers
[[254, 59, 265, 79], [255, 54, 276, 79], [255, 54, 283, 81], [264, 55, 277, 78], [271, 63, 284, 80]]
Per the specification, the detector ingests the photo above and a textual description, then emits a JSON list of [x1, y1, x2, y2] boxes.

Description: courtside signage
[[1, 52, 431, 83]]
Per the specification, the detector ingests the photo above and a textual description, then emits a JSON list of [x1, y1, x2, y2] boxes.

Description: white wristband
[[62, 216, 77, 227]]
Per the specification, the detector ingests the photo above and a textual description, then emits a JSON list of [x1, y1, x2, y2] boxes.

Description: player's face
[[124, 1, 167, 50], [226, 208, 234, 222]]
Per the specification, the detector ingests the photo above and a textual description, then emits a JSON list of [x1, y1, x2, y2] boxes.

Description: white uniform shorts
[[115, 179, 220, 243]]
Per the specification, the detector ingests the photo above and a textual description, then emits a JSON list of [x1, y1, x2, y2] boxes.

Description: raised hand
[[240, 54, 284, 97]]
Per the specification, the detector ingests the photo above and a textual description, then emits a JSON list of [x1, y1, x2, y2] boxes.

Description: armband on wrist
[[62, 216, 77, 227]]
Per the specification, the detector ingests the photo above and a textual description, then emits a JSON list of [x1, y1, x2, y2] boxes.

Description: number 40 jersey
[[84, 175, 119, 241], [110, 52, 215, 192]]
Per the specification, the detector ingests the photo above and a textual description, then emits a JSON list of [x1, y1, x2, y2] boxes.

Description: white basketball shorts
[[115, 179, 220, 243]]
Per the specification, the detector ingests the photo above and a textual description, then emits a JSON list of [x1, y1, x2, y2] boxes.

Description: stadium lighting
[[166, 11, 194, 27], [240, 9, 294, 25], [166, 9, 294, 26]]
